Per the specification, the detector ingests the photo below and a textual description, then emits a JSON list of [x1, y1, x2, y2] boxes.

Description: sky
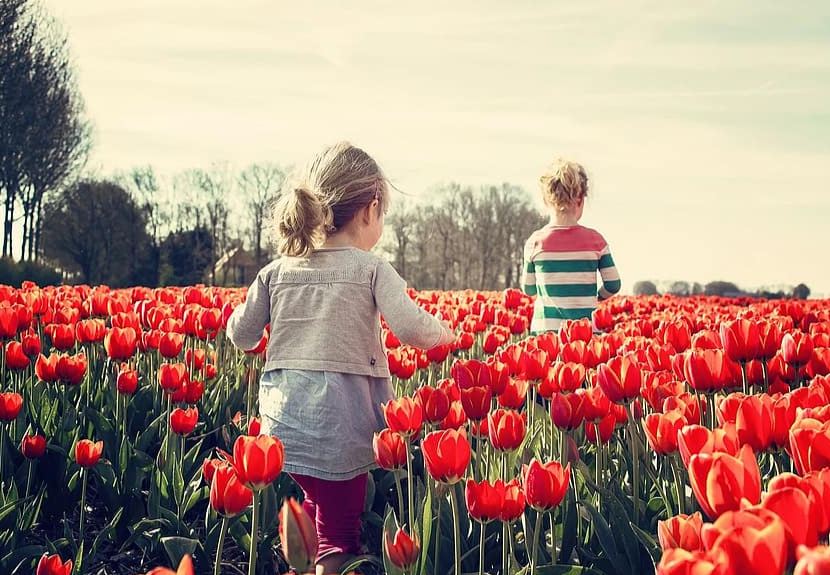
[[42, 0, 830, 296]]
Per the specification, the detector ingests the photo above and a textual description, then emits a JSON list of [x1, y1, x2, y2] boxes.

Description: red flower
[[280, 497, 318, 572], [518, 348, 548, 381], [643, 410, 687, 455], [373, 429, 407, 470], [104, 327, 138, 360], [56, 353, 87, 385], [782, 332, 814, 366], [247, 416, 261, 436], [158, 362, 187, 393], [734, 395, 773, 452], [202, 457, 223, 484], [414, 385, 450, 424], [146, 554, 194, 575], [719, 319, 762, 363], [45, 323, 75, 350], [385, 527, 420, 571], [4, 341, 30, 370], [76, 319, 107, 344], [75, 439, 103, 468], [661, 320, 692, 353], [656, 548, 725, 575], [0, 305, 19, 339], [36, 554, 72, 575], [522, 459, 570, 512], [487, 409, 526, 452], [20, 434, 47, 459], [210, 463, 253, 517], [459, 384, 492, 421], [545, 362, 586, 395], [21, 329, 41, 358], [687, 444, 761, 519], [465, 478, 505, 523], [0, 391, 23, 422], [585, 413, 616, 445], [500, 478, 526, 522], [551, 392, 586, 431], [497, 377, 529, 410], [439, 401, 468, 430], [116, 363, 138, 395], [170, 407, 198, 436], [684, 349, 730, 393], [677, 424, 740, 469], [789, 417, 830, 475], [422, 429, 470, 484], [794, 545, 830, 575], [383, 396, 423, 439], [597, 355, 643, 404], [159, 332, 185, 359], [35, 353, 59, 382], [232, 434, 284, 491], [706, 509, 787, 575], [658, 512, 703, 551]]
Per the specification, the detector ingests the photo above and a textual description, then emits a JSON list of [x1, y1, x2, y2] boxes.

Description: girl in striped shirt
[[521, 158, 621, 333]]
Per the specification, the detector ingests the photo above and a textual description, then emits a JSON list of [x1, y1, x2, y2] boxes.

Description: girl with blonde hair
[[521, 158, 621, 333], [227, 142, 454, 572]]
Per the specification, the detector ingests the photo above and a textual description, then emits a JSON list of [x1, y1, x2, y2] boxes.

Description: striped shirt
[[521, 224, 621, 333]]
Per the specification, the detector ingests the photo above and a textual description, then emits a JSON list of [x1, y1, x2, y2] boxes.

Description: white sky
[[43, 0, 830, 295]]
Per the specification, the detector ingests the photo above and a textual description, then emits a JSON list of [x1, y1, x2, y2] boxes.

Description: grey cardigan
[[226, 247, 453, 378]]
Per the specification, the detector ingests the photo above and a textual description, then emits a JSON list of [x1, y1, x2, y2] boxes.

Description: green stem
[[502, 522, 509, 575], [530, 510, 543, 575], [79, 468, 89, 544], [248, 491, 260, 575], [478, 521, 485, 575], [449, 484, 461, 575], [671, 455, 685, 515], [24, 460, 33, 502], [214, 515, 229, 575], [740, 362, 748, 396], [393, 470, 406, 525], [434, 490, 442, 572], [627, 403, 640, 525], [405, 438, 415, 530]]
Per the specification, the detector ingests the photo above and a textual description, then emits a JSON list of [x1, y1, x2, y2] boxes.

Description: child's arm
[[374, 262, 454, 349], [226, 270, 271, 351], [598, 244, 621, 300], [521, 239, 537, 297]]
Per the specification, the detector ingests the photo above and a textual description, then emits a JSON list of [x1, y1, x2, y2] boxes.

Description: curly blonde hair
[[270, 142, 389, 258], [539, 159, 589, 212]]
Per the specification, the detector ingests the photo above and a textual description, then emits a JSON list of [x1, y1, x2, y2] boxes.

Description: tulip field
[[2, 283, 830, 574]]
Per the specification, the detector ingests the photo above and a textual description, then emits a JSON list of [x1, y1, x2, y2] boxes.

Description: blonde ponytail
[[272, 186, 325, 258], [270, 141, 389, 257]]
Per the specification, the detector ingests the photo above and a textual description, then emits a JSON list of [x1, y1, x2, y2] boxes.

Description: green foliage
[[0, 257, 61, 287]]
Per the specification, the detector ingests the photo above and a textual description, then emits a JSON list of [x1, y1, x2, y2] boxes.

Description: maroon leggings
[[291, 473, 367, 561]]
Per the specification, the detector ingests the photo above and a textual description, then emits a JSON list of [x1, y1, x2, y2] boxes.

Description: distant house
[[213, 247, 259, 287]]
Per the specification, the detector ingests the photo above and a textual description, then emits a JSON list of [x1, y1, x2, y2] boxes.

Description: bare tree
[[238, 163, 285, 266], [0, 0, 90, 260]]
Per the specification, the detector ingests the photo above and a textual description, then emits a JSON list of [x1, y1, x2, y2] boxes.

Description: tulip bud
[[384, 527, 420, 571], [280, 497, 318, 573]]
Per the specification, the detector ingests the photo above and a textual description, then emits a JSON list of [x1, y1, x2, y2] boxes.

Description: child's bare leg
[[316, 552, 354, 574]]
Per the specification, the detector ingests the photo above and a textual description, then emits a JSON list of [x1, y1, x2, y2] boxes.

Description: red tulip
[[451, 358, 491, 389], [210, 463, 253, 517], [500, 478, 526, 523], [439, 400, 468, 430], [794, 545, 830, 575], [56, 352, 87, 385], [546, 362, 586, 395], [414, 385, 450, 424], [719, 319, 762, 363], [35, 352, 59, 382], [385, 527, 420, 571], [0, 305, 19, 339], [422, 428, 470, 484], [762, 485, 819, 559], [497, 376, 529, 410], [643, 410, 687, 455], [280, 497, 318, 572], [688, 444, 761, 519], [76, 318, 107, 344], [21, 329, 41, 358], [75, 439, 103, 468], [170, 407, 198, 436], [159, 332, 185, 359], [734, 395, 773, 452], [658, 512, 704, 552], [202, 457, 223, 484], [522, 459, 570, 512], [0, 391, 23, 422], [20, 434, 47, 459], [145, 554, 194, 575], [247, 416, 261, 436], [707, 509, 787, 575], [585, 413, 616, 445], [597, 355, 643, 404], [232, 434, 284, 491], [465, 478, 505, 523], [116, 363, 138, 395], [789, 417, 830, 475], [551, 392, 586, 431], [46, 323, 75, 350], [487, 408, 526, 452], [4, 341, 30, 370], [158, 362, 188, 393], [655, 548, 725, 575], [559, 318, 593, 345], [782, 332, 814, 366], [684, 349, 729, 393], [373, 429, 407, 470], [36, 554, 72, 575], [383, 396, 423, 439], [459, 384, 492, 421], [104, 327, 138, 360]]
